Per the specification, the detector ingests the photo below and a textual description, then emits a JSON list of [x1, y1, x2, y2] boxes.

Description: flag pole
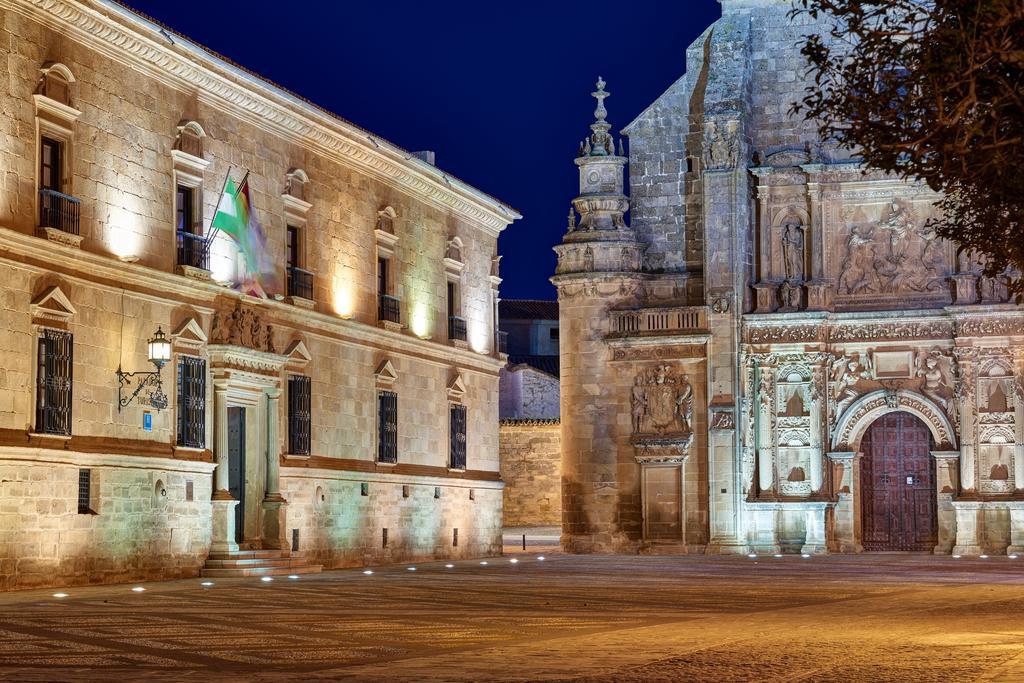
[[203, 165, 233, 252]]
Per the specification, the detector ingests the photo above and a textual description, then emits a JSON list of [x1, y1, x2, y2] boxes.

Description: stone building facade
[[553, 0, 1024, 555], [0, 0, 518, 589]]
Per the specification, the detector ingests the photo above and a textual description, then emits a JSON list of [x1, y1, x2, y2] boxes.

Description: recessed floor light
[[1010, 554, 1019, 559], [261, 577, 273, 582], [52, 593, 68, 598], [363, 570, 374, 575], [510, 558, 519, 564], [407, 567, 417, 571], [445, 564, 454, 568], [201, 581, 214, 587], [773, 554, 783, 558], [748, 554, 758, 559], [131, 586, 145, 592], [537, 556, 545, 561], [288, 575, 299, 580], [980, 554, 989, 559], [953, 554, 962, 559], [801, 554, 811, 559], [479, 561, 488, 566]]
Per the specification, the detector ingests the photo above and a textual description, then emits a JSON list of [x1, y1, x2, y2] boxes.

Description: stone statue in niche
[[781, 223, 805, 283], [631, 365, 694, 436], [831, 354, 873, 419], [915, 348, 954, 415], [583, 247, 594, 271]]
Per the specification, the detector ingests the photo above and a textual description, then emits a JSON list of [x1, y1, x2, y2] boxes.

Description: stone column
[[952, 501, 984, 556], [955, 352, 977, 493], [262, 387, 289, 550], [809, 362, 826, 494], [932, 451, 960, 554], [756, 363, 775, 495], [827, 451, 861, 553], [1006, 503, 1024, 555], [210, 381, 238, 554], [801, 505, 828, 555], [1014, 365, 1024, 491]]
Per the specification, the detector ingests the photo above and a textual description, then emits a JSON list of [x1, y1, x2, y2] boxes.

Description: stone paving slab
[[0, 553, 1022, 681]]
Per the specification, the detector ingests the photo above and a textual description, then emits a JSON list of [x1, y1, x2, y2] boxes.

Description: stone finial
[[587, 76, 614, 158]]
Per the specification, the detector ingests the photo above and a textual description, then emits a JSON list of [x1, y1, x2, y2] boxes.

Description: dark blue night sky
[[124, 0, 722, 299]]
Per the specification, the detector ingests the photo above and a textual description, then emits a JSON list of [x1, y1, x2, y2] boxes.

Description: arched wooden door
[[860, 412, 937, 551]]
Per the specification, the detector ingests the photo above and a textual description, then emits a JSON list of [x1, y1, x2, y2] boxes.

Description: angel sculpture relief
[[831, 354, 872, 419], [915, 348, 953, 415]]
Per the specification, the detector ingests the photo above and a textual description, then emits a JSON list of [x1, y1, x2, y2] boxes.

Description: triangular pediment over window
[[374, 359, 398, 386], [284, 339, 312, 369], [30, 285, 76, 326], [171, 316, 207, 350], [447, 372, 467, 401]]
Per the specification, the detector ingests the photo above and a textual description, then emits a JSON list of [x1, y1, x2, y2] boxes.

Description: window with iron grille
[[288, 374, 311, 456], [77, 468, 91, 514], [176, 356, 206, 448], [36, 328, 73, 435], [449, 403, 467, 470], [377, 390, 398, 464]]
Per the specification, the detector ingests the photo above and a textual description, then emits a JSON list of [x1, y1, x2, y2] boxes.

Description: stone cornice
[[6, 0, 520, 236]]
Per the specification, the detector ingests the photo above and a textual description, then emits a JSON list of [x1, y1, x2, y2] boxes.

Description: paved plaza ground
[[1, 544, 1023, 682]]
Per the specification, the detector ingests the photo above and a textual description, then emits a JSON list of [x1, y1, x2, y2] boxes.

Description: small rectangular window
[[377, 257, 390, 296], [36, 329, 73, 436], [77, 468, 91, 514], [447, 281, 458, 318], [288, 375, 312, 455], [40, 136, 62, 192], [176, 356, 206, 448], [449, 404, 467, 470], [176, 185, 195, 233], [377, 390, 398, 463], [287, 225, 300, 270], [550, 328, 560, 341]]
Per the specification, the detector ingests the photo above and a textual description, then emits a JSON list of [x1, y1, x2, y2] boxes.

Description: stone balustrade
[[609, 306, 709, 336]]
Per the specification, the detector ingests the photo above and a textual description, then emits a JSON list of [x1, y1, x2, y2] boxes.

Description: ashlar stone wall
[[498, 420, 561, 527]]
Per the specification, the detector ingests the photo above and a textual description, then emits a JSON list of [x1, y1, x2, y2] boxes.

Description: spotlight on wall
[[116, 327, 171, 411]]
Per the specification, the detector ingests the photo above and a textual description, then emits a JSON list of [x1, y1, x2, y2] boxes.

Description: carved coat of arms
[[631, 365, 694, 437]]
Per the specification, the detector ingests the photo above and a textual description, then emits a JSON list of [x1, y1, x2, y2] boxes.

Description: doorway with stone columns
[[827, 390, 959, 554], [208, 345, 287, 554]]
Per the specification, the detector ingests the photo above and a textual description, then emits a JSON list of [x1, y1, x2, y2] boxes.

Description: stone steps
[[201, 549, 322, 577]]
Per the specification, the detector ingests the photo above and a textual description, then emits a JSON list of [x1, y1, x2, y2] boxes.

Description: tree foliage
[[791, 0, 1024, 291]]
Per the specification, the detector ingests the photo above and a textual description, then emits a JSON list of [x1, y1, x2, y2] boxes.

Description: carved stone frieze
[[833, 390, 957, 451], [210, 303, 276, 353], [956, 317, 1024, 338], [745, 324, 824, 345], [611, 345, 704, 362], [829, 320, 953, 343]]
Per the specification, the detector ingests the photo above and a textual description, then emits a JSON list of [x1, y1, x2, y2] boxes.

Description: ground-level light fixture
[[116, 327, 171, 411]]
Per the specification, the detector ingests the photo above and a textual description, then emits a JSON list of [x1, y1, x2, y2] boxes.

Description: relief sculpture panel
[[833, 199, 951, 305]]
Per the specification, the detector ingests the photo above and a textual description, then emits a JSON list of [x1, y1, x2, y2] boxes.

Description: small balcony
[[378, 294, 401, 326], [287, 266, 314, 301], [608, 306, 709, 338], [176, 230, 209, 272], [448, 315, 467, 344], [38, 188, 82, 246]]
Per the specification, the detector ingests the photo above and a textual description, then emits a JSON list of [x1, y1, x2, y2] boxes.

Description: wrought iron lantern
[[116, 327, 171, 411]]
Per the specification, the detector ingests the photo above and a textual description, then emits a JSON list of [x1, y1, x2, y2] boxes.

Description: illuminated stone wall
[[498, 420, 561, 527], [0, 0, 516, 589]]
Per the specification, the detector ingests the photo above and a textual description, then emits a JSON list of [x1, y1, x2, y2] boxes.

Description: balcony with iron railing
[[608, 306, 709, 338], [287, 266, 314, 301], [378, 294, 401, 325], [448, 315, 467, 344], [38, 188, 81, 237], [176, 230, 209, 271]]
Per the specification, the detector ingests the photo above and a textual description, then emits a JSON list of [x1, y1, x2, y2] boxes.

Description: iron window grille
[[449, 404, 467, 470], [377, 390, 398, 464], [176, 356, 206, 448], [288, 374, 312, 456], [176, 230, 209, 271], [287, 266, 314, 300], [448, 315, 467, 342], [77, 468, 91, 514], [36, 328, 73, 436], [38, 188, 80, 235], [378, 294, 401, 324]]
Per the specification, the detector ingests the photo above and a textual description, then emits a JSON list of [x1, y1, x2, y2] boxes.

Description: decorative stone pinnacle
[[587, 76, 613, 157], [592, 76, 609, 123]]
